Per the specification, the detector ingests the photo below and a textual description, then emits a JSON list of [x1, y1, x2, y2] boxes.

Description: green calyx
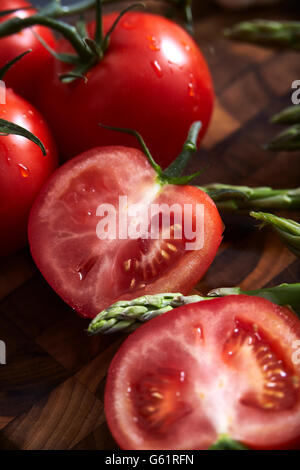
[[209, 436, 249, 450], [0, 0, 145, 83], [0, 0, 194, 83], [99, 121, 203, 186]]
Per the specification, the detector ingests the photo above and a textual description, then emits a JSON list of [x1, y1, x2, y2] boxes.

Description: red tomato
[[105, 295, 300, 450], [36, 12, 214, 167], [28, 146, 223, 318], [0, 88, 58, 256], [0, 0, 55, 101]]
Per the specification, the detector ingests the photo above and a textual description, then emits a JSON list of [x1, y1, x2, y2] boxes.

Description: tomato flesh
[[104, 296, 300, 450], [36, 12, 214, 167], [28, 146, 223, 318]]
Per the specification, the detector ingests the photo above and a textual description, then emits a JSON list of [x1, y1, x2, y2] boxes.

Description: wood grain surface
[[0, 1, 300, 450]]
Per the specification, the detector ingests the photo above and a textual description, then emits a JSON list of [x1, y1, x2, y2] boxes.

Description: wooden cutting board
[[0, 1, 299, 450]]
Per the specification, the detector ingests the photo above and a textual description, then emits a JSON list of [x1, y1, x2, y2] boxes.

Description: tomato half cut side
[[104, 296, 300, 450], [28, 146, 223, 318]]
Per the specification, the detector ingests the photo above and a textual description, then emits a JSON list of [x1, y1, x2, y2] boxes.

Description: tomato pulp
[[28, 146, 223, 317], [0, 88, 57, 256], [105, 296, 300, 450], [36, 12, 214, 167]]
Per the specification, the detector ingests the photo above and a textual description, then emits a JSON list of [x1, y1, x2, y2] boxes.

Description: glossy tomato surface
[[0, 88, 57, 256], [0, 0, 55, 101], [28, 146, 223, 318], [36, 12, 214, 167], [105, 295, 300, 450]]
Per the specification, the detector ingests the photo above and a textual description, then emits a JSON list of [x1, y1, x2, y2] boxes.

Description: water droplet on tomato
[[146, 35, 160, 52], [188, 82, 195, 97], [181, 41, 191, 52], [17, 163, 30, 178], [150, 60, 163, 78], [193, 325, 202, 339], [76, 256, 98, 281], [188, 73, 196, 98]]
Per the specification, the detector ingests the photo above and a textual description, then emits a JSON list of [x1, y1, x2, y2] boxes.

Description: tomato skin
[[36, 12, 214, 167], [28, 145, 223, 318], [0, 1, 55, 102], [105, 296, 300, 450], [0, 88, 58, 256]]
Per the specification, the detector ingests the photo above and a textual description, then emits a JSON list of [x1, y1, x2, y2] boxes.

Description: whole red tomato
[[0, 88, 57, 256], [36, 12, 214, 167], [0, 0, 55, 101]]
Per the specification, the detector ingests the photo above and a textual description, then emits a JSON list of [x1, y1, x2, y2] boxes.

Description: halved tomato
[[105, 295, 300, 450], [28, 146, 223, 318]]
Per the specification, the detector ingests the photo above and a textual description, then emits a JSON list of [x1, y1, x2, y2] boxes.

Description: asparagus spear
[[271, 105, 300, 125], [266, 124, 300, 151], [87, 283, 300, 334], [198, 184, 300, 211], [208, 283, 300, 309], [224, 20, 300, 50], [87, 293, 207, 334], [251, 211, 300, 257], [225, 21, 300, 151]]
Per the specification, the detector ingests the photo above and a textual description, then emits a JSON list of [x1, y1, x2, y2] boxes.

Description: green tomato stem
[[0, 49, 31, 81], [0, 119, 46, 156], [98, 121, 204, 185], [164, 121, 202, 178], [0, 14, 93, 62], [94, 0, 103, 49]]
